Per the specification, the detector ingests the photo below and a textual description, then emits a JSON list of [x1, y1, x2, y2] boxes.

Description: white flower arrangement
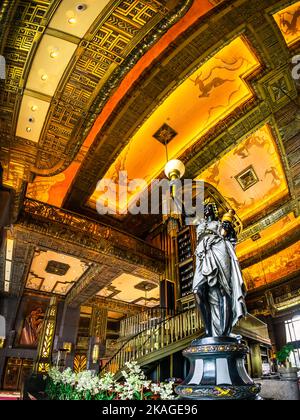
[[46, 362, 176, 400]]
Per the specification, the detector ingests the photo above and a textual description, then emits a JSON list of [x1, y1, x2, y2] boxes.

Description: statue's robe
[[193, 219, 247, 335]]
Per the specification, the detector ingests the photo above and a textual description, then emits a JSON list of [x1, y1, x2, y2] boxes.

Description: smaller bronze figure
[[193, 203, 247, 337]]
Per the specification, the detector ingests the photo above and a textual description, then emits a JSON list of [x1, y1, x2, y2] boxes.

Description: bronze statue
[[193, 203, 247, 337]]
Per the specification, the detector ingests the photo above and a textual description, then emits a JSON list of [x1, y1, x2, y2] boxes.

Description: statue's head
[[204, 203, 219, 221]]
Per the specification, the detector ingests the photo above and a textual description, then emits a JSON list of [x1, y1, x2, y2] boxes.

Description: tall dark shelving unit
[[177, 226, 196, 310]]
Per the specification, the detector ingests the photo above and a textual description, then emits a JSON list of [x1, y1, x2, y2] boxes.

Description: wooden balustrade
[[119, 307, 174, 337], [104, 309, 202, 375], [104, 309, 270, 377]]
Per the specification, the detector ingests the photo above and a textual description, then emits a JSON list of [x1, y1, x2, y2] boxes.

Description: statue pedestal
[[176, 337, 261, 400]]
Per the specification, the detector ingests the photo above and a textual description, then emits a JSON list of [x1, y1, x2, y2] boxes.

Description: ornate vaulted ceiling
[[0, 0, 195, 213], [1, 0, 300, 306]]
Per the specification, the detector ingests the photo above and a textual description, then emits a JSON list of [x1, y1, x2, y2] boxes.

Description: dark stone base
[[176, 337, 261, 400], [21, 374, 47, 400]]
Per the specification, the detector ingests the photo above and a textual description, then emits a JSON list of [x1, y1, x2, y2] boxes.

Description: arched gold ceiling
[[1, 0, 300, 294], [25, 0, 221, 206], [88, 35, 261, 213], [0, 0, 195, 191]]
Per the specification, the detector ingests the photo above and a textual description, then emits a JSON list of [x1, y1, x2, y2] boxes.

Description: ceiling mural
[[237, 212, 300, 261], [88, 35, 261, 213], [243, 241, 300, 291], [97, 274, 160, 308], [274, 1, 300, 47], [25, 250, 89, 296], [197, 125, 289, 223]]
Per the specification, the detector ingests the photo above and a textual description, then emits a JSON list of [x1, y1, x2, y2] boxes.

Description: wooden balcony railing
[[103, 309, 202, 376], [119, 307, 175, 338], [103, 309, 271, 378]]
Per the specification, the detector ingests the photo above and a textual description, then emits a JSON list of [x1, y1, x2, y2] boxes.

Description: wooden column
[[87, 306, 108, 370], [34, 297, 58, 374]]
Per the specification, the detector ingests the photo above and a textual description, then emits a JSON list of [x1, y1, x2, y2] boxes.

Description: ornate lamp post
[[163, 159, 185, 239]]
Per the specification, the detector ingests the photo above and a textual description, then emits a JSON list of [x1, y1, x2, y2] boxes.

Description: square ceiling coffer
[[153, 123, 178, 145], [235, 165, 259, 191], [46, 260, 70, 276]]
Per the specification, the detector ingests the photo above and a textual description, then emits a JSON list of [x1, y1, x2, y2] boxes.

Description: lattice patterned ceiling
[[0, 0, 194, 193]]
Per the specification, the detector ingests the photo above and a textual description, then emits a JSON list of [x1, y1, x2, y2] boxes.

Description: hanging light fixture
[[163, 141, 185, 238]]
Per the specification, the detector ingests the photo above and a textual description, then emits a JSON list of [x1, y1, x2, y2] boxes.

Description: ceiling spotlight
[[50, 49, 59, 59], [26, 127, 32, 133], [68, 17, 77, 24], [31, 105, 38, 112], [41, 74, 48, 81]]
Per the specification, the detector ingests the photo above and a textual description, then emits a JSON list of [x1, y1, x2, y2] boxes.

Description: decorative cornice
[[238, 199, 298, 242], [88, 296, 143, 316], [18, 199, 165, 274]]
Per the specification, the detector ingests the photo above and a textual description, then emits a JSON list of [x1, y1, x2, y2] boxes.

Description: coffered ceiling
[[25, 250, 89, 295], [1, 0, 300, 300], [0, 0, 193, 192], [97, 273, 160, 308], [197, 124, 289, 223]]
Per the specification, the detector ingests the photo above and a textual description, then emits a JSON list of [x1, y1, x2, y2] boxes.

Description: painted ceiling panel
[[97, 273, 160, 307], [243, 241, 300, 291], [24, 0, 227, 207], [237, 213, 300, 261], [25, 250, 89, 296], [274, 1, 300, 47], [88, 36, 261, 213], [197, 125, 289, 222], [27, 161, 81, 207]]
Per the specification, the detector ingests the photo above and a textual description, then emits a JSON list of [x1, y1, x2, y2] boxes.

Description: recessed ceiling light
[[31, 105, 38, 112], [26, 127, 32, 133], [41, 74, 48, 81], [68, 17, 77, 24], [50, 50, 59, 59]]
